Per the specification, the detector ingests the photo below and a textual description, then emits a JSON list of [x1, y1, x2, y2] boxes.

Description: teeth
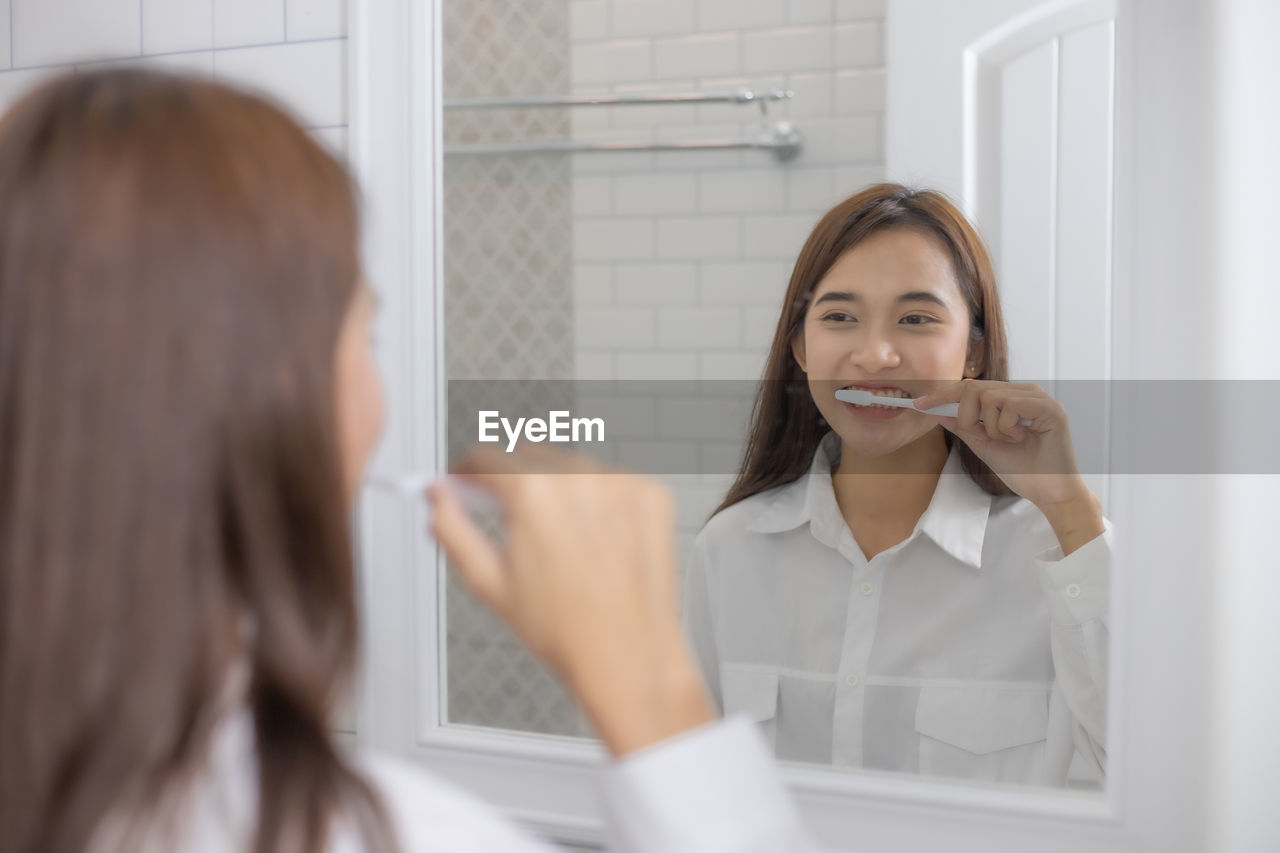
[[841, 386, 912, 410]]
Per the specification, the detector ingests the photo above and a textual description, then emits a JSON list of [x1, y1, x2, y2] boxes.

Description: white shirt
[[91, 706, 819, 853], [683, 433, 1110, 786]]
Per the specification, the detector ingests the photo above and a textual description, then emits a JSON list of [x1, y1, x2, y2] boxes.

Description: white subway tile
[[133, 50, 215, 77], [574, 218, 654, 260], [700, 350, 769, 380], [616, 263, 698, 304], [836, 0, 885, 20], [570, 0, 609, 41], [657, 216, 740, 259], [786, 165, 842, 210], [571, 149, 655, 174], [654, 147, 743, 170], [659, 397, 748, 439], [699, 169, 787, 213], [13, 0, 141, 67], [214, 0, 284, 47], [835, 67, 884, 112], [615, 439, 699, 474], [614, 173, 696, 215], [571, 39, 650, 86], [617, 351, 698, 379], [800, 115, 879, 164], [785, 71, 832, 118], [698, 0, 786, 30], [573, 175, 612, 217], [659, 307, 740, 348], [835, 20, 880, 68], [574, 393, 659, 438], [576, 308, 655, 348], [287, 0, 345, 41], [742, 212, 819, 259], [574, 350, 616, 380], [143, 0, 212, 54], [569, 95, 612, 134], [574, 262, 615, 305], [213, 39, 345, 128], [743, 26, 832, 74], [790, 0, 834, 24], [613, 0, 695, 38], [743, 305, 783, 344], [0, 67, 55, 113], [654, 33, 739, 80], [835, 162, 886, 192], [700, 260, 791, 305], [612, 101, 698, 130]]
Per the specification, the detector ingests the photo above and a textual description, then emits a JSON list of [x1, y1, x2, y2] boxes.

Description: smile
[[838, 384, 915, 410]]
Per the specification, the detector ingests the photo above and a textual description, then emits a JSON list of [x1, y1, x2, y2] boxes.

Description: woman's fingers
[[996, 398, 1028, 439], [428, 481, 512, 617]]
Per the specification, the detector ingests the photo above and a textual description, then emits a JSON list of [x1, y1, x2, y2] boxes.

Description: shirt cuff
[[599, 715, 814, 853], [1035, 522, 1112, 626]]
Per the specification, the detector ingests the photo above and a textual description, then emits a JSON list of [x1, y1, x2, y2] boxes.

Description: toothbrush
[[834, 388, 1033, 426], [364, 471, 501, 514]]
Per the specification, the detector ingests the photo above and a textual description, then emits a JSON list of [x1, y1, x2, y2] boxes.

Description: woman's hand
[[912, 380, 1105, 554], [427, 446, 714, 757]]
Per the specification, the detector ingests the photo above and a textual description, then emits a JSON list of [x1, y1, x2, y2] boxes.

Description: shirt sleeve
[[599, 716, 822, 853], [682, 535, 724, 712], [1034, 521, 1112, 769]]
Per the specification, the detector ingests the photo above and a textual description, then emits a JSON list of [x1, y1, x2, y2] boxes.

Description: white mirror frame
[[347, 1, 1272, 850]]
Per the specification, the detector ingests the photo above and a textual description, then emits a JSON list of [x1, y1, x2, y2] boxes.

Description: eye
[[820, 312, 856, 323], [900, 314, 936, 326]]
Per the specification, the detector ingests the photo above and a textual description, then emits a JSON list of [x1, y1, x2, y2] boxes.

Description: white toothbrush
[[364, 471, 500, 514], [834, 388, 1033, 426]]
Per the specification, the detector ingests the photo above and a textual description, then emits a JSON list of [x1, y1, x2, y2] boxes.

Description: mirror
[[437, 0, 1113, 793]]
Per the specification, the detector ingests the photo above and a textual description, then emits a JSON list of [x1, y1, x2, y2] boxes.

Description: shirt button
[[845, 674, 859, 687], [1066, 583, 1082, 599], [859, 582, 874, 596]]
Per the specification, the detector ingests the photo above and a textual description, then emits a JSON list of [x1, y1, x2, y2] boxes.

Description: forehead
[[812, 227, 962, 302]]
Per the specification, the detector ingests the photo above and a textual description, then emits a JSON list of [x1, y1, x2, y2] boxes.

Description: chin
[[830, 421, 940, 461]]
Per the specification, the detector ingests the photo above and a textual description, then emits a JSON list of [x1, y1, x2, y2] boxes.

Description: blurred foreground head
[[0, 70, 391, 853]]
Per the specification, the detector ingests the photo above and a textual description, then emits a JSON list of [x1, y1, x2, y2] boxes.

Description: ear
[[790, 332, 807, 373]]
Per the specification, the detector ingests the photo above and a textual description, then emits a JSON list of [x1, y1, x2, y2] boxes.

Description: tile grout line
[[9, 34, 345, 75]]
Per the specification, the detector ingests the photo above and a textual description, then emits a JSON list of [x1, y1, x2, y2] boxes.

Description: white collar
[[745, 432, 992, 569]]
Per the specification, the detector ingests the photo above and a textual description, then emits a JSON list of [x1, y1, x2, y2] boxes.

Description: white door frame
[[346, 1, 1252, 850]]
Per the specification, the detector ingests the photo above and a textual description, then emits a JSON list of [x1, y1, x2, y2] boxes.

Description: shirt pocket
[[914, 685, 1049, 783], [720, 663, 779, 749]]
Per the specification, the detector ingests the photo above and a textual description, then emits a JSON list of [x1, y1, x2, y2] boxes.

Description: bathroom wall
[[0, 0, 347, 153]]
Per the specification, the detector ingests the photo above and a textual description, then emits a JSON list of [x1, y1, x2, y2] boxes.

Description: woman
[[0, 71, 814, 852], [683, 185, 1110, 786]]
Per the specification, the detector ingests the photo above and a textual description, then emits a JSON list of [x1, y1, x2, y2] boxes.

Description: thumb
[[429, 483, 512, 617]]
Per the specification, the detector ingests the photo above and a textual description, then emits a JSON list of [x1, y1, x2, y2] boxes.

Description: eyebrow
[[812, 290, 950, 309]]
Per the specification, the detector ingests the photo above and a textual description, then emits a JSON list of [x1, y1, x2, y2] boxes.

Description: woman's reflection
[[683, 184, 1110, 786]]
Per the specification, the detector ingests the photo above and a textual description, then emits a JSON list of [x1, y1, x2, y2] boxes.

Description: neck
[[831, 429, 950, 521]]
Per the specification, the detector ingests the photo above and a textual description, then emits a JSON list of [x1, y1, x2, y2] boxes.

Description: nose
[[850, 329, 901, 371]]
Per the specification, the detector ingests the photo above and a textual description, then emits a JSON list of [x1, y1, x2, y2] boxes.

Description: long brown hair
[[0, 71, 393, 852], [715, 183, 1013, 516]]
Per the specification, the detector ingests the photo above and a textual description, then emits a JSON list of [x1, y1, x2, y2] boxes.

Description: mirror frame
[[349, 0, 1228, 849]]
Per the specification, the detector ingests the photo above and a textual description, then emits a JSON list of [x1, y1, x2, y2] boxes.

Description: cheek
[[352, 351, 386, 456]]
